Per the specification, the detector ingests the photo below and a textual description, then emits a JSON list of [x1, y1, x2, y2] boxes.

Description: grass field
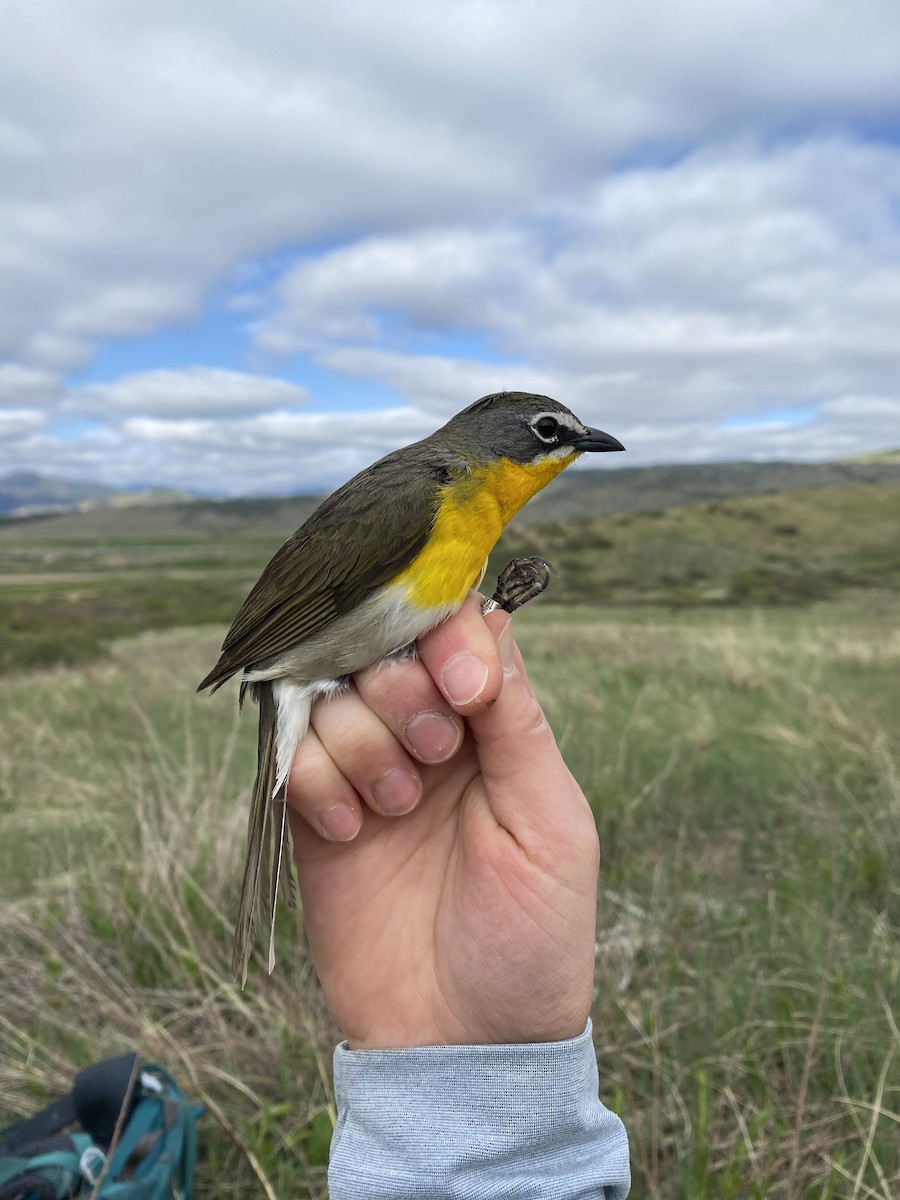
[[1, 480, 898, 675], [1, 596, 897, 1197]]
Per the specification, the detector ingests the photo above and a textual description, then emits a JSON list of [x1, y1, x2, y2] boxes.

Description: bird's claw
[[481, 556, 555, 615]]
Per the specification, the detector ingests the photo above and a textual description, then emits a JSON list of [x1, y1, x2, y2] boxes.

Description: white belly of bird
[[242, 583, 460, 796]]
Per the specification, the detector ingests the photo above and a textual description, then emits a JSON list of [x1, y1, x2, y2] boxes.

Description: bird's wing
[[197, 454, 441, 691]]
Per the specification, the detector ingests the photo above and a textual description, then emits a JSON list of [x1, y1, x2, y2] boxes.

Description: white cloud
[[4, 1, 899, 369], [0, 408, 47, 439], [0, 364, 60, 406], [253, 228, 529, 354], [68, 367, 311, 419], [123, 405, 428, 446], [0, 2, 898, 489], [250, 138, 900, 459], [313, 347, 563, 416], [115, 407, 435, 493], [823, 396, 900, 418]]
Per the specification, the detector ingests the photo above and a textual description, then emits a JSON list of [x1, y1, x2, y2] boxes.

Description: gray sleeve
[[328, 1020, 631, 1199]]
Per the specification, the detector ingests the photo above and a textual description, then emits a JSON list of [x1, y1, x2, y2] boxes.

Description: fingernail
[[497, 618, 517, 676], [404, 711, 462, 763], [320, 804, 361, 841], [373, 767, 421, 815], [441, 652, 489, 706]]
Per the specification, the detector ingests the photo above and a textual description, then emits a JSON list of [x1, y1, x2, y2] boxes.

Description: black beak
[[573, 427, 625, 453]]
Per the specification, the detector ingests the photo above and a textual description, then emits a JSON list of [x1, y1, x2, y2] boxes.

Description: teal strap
[[0, 1132, 94, 1193], [106, 1098, 160, 1178], [114, 1066, 199, 1192]]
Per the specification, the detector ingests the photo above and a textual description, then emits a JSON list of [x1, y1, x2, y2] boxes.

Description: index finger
[[416, 591, 505, 715]]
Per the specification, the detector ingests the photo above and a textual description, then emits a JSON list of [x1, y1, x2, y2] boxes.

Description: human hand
[[286, 592, 600, 1050]]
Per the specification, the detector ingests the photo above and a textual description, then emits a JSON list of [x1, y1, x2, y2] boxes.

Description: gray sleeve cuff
[[328, 1019, 631, 1199]]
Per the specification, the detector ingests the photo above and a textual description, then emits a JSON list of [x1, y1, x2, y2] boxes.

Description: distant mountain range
[[0, 471, 192, 517], [2, 450, 899, 523]]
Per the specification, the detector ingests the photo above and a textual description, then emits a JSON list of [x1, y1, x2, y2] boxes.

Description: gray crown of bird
[[198, 390, 625, 984]]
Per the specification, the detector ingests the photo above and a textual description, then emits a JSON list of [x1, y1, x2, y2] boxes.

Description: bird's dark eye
[[532, 416, 559, 442]]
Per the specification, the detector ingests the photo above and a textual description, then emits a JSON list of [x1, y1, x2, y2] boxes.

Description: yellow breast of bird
[[393, 451, 575, 610]]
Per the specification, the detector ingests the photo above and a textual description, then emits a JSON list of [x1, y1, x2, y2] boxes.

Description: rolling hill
[[4, 454, 900, 535], [1, 460, 898, 674], [489, 481, 900, 606]]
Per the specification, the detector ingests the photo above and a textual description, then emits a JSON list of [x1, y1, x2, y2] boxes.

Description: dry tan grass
[[2, 605, 899, 1197], [2, 630, 336, 1196]]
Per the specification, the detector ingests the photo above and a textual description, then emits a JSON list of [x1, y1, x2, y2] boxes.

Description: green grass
[[1, 599, 898, 1197]]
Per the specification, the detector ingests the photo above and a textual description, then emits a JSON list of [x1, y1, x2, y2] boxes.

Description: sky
[[1, 0, 900, 496]]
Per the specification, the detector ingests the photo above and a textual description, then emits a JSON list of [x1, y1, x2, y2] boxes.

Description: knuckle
[[359, 655, 423, 709]]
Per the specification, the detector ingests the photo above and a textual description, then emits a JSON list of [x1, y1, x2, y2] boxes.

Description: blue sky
[[1, 1, 899, 494]]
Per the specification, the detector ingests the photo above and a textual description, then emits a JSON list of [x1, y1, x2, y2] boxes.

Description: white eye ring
[[530, 413, 560, 443]]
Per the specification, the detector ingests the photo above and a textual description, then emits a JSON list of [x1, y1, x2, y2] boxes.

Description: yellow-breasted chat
[[198, 390, 625, 984]]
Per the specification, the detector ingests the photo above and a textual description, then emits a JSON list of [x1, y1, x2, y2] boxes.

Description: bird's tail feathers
[[232, 679, 315, 987]]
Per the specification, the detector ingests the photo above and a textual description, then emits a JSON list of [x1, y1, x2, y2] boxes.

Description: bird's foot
[[481, 557, 555, 615]]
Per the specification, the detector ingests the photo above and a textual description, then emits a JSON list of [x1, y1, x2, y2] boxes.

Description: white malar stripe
[[535, 445, 578, 463]]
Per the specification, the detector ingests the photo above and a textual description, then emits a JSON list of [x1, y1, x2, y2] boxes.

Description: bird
[[198, 390, 625, 984]]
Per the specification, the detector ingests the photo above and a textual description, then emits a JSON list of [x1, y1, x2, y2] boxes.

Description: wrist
[[341, 1001, 592, 1051]]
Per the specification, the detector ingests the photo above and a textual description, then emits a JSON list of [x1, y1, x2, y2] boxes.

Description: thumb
[[469, 613, 595, 860]]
